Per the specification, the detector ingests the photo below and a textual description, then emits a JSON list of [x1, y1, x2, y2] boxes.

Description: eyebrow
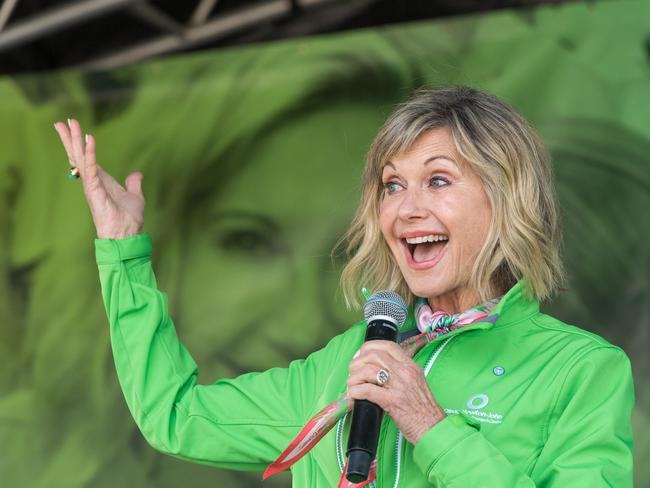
[[208, 211, 280, 233], [383, 155, 459, 171]]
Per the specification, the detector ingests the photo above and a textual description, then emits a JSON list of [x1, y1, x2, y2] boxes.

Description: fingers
[[54, 118, 91, 178], [359, 340, 408, 363], [125, 172, 143, 197], [347, 383, 389, 409], [347, 362, 389, 389], [84, 132, 98, 180], [347, 341, 444, 445], [53, 121, 75, 167], [347, 340, 419, 396], [349, 341, 406, 375], [55, 120, 106, 191], [349, 354, 389, 376], [348, 343, 399, 394], [68, 118, 86, 174]]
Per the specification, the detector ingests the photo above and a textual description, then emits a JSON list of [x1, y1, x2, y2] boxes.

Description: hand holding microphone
[[346, 291, 447, 482]]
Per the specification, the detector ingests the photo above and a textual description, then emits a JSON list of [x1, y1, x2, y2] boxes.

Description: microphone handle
[[346, 319, 399, 483]]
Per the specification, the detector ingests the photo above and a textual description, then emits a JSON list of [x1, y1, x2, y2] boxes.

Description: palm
[[87, 167, 144, 237], [54, 119, 145, 239]]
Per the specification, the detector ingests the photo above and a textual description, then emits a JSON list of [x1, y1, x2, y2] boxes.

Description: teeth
[[405, 234, 449, 244]]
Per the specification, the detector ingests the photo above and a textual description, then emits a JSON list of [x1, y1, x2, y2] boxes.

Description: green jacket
[[96, 234, 634, 487]]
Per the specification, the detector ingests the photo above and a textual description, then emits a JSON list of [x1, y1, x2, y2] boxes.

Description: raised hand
[[54, 118, 145, 239]]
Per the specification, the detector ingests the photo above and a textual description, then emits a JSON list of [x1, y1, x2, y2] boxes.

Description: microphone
[[346, 290, 408, 483]]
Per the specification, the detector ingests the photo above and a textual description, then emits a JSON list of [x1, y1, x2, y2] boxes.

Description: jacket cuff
[[95, 233, 152, 265], [413, 413, 480, 478]]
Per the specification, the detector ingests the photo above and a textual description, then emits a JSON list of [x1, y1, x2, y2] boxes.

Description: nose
[[397, 187, 428, 221]]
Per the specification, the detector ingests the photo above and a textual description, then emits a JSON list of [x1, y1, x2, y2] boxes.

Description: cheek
[[379, 200, 393, 240], [446, 188, 491, 252], [461, 195, 492, 252], [475, 191, 492, 233]]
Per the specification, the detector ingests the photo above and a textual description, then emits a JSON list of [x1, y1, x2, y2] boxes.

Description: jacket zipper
[[336, 412, 347, 473], [391, 336, 454, 488]]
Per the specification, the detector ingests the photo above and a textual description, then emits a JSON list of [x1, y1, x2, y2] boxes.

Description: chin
[[402, 274, 448, 300]]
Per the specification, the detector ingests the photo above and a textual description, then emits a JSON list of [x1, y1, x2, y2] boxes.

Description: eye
[[219, 229, 277, 256], [430, 176, 450, 188], [209, 212, 287, 259], [383, 181, 402, 194]]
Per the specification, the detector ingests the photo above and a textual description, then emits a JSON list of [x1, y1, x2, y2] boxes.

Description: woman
[[54, 86, 634, 487]]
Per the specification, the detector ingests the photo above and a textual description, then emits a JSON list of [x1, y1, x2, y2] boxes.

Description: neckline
[[400, 280, 539, 333]]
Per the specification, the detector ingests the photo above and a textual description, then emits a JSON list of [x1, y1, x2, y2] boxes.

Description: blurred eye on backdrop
[[211, 213, 287, 259]]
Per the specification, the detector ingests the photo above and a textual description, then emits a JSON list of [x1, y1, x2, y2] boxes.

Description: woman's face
[[177, 103, 382, 379], [379, 127, 492, 310]]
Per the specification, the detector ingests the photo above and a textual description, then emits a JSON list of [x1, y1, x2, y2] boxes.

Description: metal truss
[[0, 0, 366, 70], [0, 0, 570, 73]]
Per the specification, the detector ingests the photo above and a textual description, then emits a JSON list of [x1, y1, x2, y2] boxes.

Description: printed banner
[[0, 1, 648, 486]]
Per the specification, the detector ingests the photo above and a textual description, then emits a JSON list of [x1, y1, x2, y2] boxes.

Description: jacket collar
[[489, 280, 540, 327], [400, 280, 539, 335]]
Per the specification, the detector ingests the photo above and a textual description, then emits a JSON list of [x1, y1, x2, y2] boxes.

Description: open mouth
[[403, 234, 449, 266]]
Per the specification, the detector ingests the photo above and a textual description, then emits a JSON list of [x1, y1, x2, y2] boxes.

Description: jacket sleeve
[[95, 233, 348, 472], [411, 345, 634, 487]]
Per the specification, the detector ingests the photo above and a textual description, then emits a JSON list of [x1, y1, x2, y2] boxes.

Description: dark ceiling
[[0, 0, 570, 75]]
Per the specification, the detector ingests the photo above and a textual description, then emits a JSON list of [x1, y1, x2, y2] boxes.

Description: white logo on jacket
[[444, 393, 504, 425], [467, 393, 489, 409]]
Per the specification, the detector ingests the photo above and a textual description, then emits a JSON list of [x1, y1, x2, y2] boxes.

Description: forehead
[[209, 104, 380, 217], [383, 127, 464, 172]]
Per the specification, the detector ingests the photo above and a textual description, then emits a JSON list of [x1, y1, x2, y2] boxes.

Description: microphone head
[[363, 290, 408, 328]]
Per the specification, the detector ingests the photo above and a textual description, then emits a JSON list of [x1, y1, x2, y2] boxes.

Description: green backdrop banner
[[1, 1, 648, 486]]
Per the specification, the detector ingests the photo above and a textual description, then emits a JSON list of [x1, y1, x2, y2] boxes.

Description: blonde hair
[[339, 86, 564, 309]]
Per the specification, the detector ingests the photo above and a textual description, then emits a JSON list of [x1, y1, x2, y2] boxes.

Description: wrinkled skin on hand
[[54, 118, 145, 239], [347, 340, 446, 444]]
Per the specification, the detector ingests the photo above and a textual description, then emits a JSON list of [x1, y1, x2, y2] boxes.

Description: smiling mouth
[[403, 234, 449, 265]]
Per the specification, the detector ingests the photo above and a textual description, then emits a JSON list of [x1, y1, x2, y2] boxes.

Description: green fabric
[[97, 234, 634, 487]]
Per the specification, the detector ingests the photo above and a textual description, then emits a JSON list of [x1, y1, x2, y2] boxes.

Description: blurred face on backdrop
[[379, 127, 492, 311], [177, 103, 383, 380]]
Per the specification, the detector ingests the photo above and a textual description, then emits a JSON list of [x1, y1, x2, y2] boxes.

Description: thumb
[[125, 172, 143, 196]]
